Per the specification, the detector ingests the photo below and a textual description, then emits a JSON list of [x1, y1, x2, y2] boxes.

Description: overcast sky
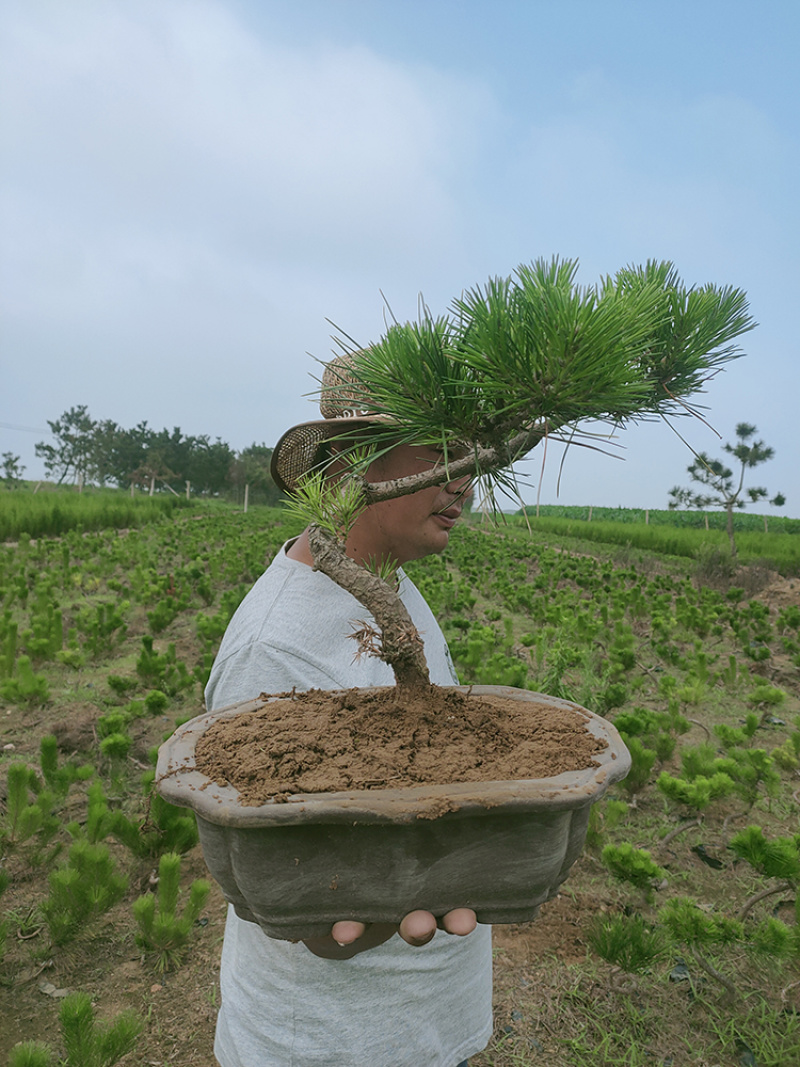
[[2, 0, 798, 513]]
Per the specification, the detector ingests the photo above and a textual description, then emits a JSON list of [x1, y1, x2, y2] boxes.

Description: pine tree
[[668, 423, 785, 555]]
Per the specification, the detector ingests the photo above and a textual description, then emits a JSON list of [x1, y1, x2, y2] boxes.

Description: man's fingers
[[399, 910, 437, 946], [440, 908, 477, 936], [330, 920, 367, 945], [399, 908, 478, 946]]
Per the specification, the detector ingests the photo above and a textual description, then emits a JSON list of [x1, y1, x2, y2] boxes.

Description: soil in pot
[[194, 685, 607, 804]]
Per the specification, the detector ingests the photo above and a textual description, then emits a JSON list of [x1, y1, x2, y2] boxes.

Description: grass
[[0, 486, 192, 541], [508, 512, 800, 574]]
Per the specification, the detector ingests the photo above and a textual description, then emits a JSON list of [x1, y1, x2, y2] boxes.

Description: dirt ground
[[2, 535, 798, 1065], [0, 845, 598, 1066]]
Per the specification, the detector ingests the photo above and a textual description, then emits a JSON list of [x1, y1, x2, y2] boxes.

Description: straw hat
[[270, 353, 392, 495]]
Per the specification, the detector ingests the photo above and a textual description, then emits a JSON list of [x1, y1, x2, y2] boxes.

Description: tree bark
[[307, 524, 431, 692], [726, 504, 736, 557]]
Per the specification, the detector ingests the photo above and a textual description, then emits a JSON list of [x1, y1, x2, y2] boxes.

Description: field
[[1, 501, 799, 1065]]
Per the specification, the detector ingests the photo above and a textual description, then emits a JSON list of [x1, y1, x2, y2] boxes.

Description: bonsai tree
[[286, 257, 755, 697], [668, 422, 785, 553]]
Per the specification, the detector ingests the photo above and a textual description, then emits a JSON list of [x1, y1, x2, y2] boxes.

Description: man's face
[[346, 443, 472, 568]]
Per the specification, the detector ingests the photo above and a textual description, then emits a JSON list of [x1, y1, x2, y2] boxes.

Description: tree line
[[2, 405, 282, 504]]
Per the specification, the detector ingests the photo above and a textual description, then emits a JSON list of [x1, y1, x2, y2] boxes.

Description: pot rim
[[155, 685, 631, 827]]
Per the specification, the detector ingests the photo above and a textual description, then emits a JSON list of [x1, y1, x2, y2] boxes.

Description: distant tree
[[34, 405, 97, 490], [88, 419, 126, 487], [131, 449, 179, 497], [1, 452, 25, 488], [229, 443, 283, 506], [184, 436, 235, 496], [668, 423, 785, 555]]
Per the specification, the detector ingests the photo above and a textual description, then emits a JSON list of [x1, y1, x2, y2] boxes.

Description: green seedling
[[746, 681, 787, 712], [8, 1043, 54, 1067], [0, 654, 50, 706], [0, 613, 18, 678], [657, 769, 735, 815], [39, 734, 93, 798], [111, 769, 199, 858], [588, 911, 669, 979], [135, 636, 193, 695], [0, 763, 60, 864], [659, 896, 744, 1001], [771, 720, 800, 771], [713, 713, 759, 750], [143, 689, 169, 715], [66, 782, 118, 845], [42, 840, 128, 946], [106, 673, 138, 696], [729, 825, 800, 921], [98, 732, 133, 761], [133, 851, 210, 972], [601, 843, 666, 905], [615, 737, 656, 801], [8, 991, 141, 1067]]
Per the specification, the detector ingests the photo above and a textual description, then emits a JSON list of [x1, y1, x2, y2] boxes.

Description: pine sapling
[[133, 851, 210, 971], [111, 768, 198, 858], [729, 825, 800, 921], [771, 717, 800, 772], [0, 654, 50, 706], [39, 734, 93, 799], [656, 769, 736, 848], [9, 991, 142, 1067], [98, 732, 133, 761], [0, 763, 60, 864], [58, 991, 141, 1067], [659, 896, 744, 1001], [601, 843, 666, 906], [615, 736, 657, 803], [42, 840, 128, 946], [588, 911, 669, 989], [7, 1042, 54, 1067], [66, 782, 118, 844], [713, 713, 759, 751]]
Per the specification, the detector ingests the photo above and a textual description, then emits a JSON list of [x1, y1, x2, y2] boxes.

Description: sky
[[2, 0, 798, 514]]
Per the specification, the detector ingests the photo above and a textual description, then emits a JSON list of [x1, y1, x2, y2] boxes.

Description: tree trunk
[[726, 505, 736, 557], [307, 524, 431, 693]]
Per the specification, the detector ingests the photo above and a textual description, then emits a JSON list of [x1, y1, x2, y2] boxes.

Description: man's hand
[[303, 909, 477, 960]]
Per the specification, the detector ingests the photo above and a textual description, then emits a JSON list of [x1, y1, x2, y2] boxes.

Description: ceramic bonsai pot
[[155, 685, 631, 940]]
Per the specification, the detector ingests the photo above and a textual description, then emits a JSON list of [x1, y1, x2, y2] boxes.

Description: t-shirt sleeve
[[205, 641, 347, 712]]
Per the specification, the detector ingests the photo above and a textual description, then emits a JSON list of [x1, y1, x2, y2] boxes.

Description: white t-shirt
[[205, 543, 493, 1067]]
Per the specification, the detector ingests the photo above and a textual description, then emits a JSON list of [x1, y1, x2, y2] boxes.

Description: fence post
[[244, 483, 249, 514]]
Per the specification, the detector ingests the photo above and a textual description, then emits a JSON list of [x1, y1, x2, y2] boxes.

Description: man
[[205, 356, 493, 1066]]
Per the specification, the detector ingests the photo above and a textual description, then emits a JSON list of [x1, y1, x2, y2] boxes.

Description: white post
[[588, 505, 592, 522], [244, 483, 249, 514], [185, 480, 191, 500], [645, 509, 649, 525]]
